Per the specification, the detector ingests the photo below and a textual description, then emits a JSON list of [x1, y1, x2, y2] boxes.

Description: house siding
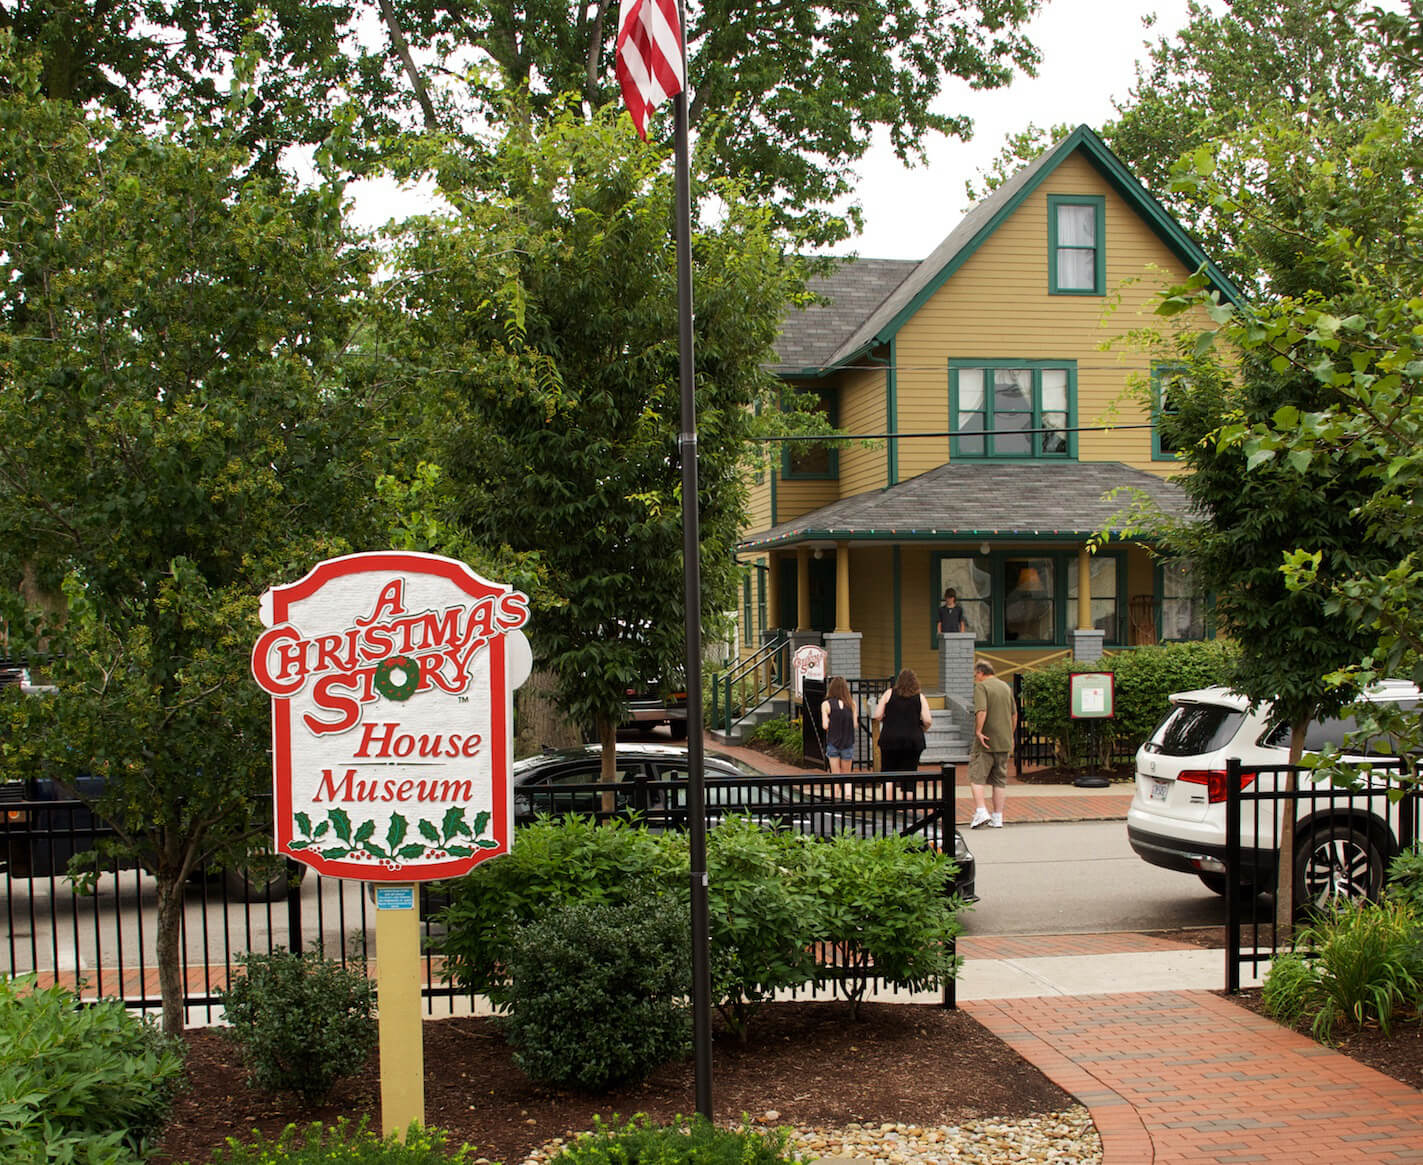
[[893, 152, 1200, 483], [836, 361, 890, 500]]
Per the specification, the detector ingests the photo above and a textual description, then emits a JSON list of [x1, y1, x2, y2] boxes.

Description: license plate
[[1149, 778, 1170, 802]]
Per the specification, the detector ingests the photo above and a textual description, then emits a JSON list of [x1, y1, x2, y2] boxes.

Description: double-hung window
[[949, 360, 1075, 459], [1152, 361, 1187, 460], [1048, 195, 1105, 295]]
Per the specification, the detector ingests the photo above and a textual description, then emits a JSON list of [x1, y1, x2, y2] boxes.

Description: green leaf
[[354, 820, 376, 844], [330, 809, 353, 843], [294, 811, 313, 838], [386, 814, 409, 851], [442, 807, 469, 841]]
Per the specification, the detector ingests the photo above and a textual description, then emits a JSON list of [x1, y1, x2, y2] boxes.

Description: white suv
[[1126, 680, 1419, 909]]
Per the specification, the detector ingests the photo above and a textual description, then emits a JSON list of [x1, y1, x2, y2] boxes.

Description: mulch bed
[[152, 1001, 1076, 1164]]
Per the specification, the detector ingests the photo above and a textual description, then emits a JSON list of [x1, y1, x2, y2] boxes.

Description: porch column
[[834, 540, 851, 632], [766, 552, 781, 634], [1071, 546, 1105, 661], [796, 547, 811, 631], [1076, 547, 1092, 629], [824, 541, 862, 679]]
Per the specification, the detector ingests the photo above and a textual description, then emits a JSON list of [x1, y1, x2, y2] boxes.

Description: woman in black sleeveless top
[[820, 674, 857, 774], [873, 668, 932, 791]]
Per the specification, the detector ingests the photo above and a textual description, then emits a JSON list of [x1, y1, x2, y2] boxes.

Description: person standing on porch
[[937, 587, 968, 635], [873, 668, 932, 791], [969, 661, 1016, 829], [821, 674, 858, 775]]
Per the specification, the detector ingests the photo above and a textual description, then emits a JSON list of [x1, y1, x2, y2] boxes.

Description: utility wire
[[757, 422, 1157, 442]]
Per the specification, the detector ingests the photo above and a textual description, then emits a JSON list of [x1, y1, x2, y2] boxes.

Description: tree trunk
[[598, 713, 618, 814], [1274, 718, 1307, 943], [154, 875, 187, 1037], [514, 669, 583, 755]]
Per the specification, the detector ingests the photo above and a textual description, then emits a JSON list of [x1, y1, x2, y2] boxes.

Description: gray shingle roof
[[772, 259, 918, 375], [739, 461, 1190, 551]]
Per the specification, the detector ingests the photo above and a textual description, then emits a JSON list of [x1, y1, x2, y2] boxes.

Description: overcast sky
[[348, 0, 1224, 251], [825, 0, 1220, 259]]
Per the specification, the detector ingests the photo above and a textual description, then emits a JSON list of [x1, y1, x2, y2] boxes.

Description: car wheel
[[1196, 871, 1256, 898], [1292, 822, 1384, 913], [669, 720, 688, 740]]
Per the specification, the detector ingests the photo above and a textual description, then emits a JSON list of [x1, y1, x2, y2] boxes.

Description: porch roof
[[738, 461, 1192, 552]]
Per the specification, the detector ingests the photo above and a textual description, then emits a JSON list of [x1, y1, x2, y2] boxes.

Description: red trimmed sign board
[[252, 552, 531, 882]]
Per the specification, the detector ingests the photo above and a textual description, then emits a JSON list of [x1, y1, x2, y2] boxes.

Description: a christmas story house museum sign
[[251, 552, 531, 881]]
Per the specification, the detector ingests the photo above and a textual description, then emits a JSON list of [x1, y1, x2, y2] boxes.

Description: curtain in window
[[1056, 204, 1097, 289]]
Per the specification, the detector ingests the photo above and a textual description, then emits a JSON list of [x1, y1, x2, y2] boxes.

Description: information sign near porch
[[251, 551, 531, 1136], [1068, 671, 1114, 788]]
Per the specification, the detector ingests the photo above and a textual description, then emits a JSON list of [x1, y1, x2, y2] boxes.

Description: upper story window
[[781, 387, 838, 479], [949, 359, 1075, 459], [1048, 195, 1105, 295], [1152, 361, 1187, 460]]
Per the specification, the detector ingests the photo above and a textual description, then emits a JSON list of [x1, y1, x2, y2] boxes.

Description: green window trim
[[741, 573, 754, 647], [1151, 361, 1186, 461], [1155, 559, 1215, 642], [948, 358, 1077, 460], [930, 549, 1126, 648], [1047, 194, 1106, 296]]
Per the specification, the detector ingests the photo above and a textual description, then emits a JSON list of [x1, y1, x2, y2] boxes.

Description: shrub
[[501, 889, 692, 1091], [218, 949, 377, 1106], [1261, 900, 1423, 1043], [807, 832, 961, 1018], [1020, 640, 1237, 767], [1387, 843, 1423, 911], [746, 715, 803, 763], [705, 819, 819, 1039], [547, 1115, 793, 1165], [1259, 951, 1320, 1029], [0, 976, 185, 1163], [436, 817, 678, 1002], [205, 1117, 471, 1164]]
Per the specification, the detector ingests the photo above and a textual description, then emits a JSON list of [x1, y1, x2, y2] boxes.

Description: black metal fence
[[1223, 757, 1421, 992], [1, 766, 965, 1023]]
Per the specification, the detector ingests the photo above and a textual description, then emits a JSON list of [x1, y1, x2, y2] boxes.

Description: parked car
[[510, 743, 976, 901], [1126, 680, 1420, 909], [619, 679, 689, 738]]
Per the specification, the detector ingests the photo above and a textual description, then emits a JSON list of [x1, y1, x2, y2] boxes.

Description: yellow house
[[734, 126, 1238, 729]]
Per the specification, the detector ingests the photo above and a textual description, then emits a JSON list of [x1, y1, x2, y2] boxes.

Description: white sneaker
[[969, 808, 991, 829], [989, 813, 1003, 828]]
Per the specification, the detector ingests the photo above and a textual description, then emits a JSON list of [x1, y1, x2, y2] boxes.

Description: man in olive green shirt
[[968, 661, 1016, 829]]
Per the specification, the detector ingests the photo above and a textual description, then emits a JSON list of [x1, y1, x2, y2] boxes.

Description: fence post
[[286, 859, 303, 955], [941, 761, 957, 1011], [1224, 756, 1241, 994]]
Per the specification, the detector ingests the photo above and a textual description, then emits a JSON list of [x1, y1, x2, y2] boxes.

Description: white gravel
[[517, 1109, 1102, 1165]]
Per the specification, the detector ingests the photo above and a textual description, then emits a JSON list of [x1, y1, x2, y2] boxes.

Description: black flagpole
[[670, 0, 712, 1122]]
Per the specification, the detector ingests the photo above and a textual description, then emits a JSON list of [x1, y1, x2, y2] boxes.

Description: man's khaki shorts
[[969, 749, 1009, 788]]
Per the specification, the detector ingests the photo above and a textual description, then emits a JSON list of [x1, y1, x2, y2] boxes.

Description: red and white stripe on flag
[[615, 0, 684, 139]]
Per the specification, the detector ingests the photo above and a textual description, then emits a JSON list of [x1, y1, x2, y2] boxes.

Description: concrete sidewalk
[[717, 741, 1423, 1162]]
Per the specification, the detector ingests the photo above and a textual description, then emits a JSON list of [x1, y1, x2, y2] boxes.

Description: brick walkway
[[969, 990, 1423, 1164]]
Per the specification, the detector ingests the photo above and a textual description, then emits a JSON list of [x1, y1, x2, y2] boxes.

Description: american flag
[[615, 0, 685, 139]]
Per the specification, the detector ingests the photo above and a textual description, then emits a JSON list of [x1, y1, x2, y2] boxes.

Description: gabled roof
[[771, 259, 918, 375], [738, 461, 1191, 551], [776, 125, 1242, 378]]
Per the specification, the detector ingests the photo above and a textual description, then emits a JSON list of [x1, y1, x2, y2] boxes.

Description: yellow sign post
[[375, 884, 424, 1138]]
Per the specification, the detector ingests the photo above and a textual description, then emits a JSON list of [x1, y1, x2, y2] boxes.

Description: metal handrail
[[711, 630, 789, 735]]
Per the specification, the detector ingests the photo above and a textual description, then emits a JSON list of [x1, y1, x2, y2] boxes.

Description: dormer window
[[1048, 195, 1105, 295]]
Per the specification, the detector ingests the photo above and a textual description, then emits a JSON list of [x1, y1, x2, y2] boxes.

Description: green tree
[[1159, 112, 1423, 763], [380, 107, 807, 773], [375, 0, 1044, 244], [1143, 105, 1423, 925], [0, 2, 411, 171], [0, 53, 385, 1034], [970, 0, 1413, 292]]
